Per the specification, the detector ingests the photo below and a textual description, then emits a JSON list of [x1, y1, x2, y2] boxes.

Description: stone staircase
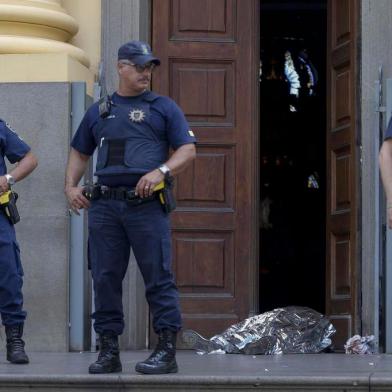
[[0, 351, 391, 391]]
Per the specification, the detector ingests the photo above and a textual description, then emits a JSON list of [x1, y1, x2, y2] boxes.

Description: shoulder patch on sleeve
[[188, 129, 195, 137], [5, 122, 24, 140], [5, 122, 16, 133]]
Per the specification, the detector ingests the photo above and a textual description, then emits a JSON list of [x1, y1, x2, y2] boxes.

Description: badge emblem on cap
[[141, 44, 149, 54], [129, 108, 146, 123]]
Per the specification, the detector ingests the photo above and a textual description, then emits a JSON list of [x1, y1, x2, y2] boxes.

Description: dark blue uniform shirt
[[385, 116, 392, 139], [71, 91, 195, 186], [0, 120, 30, 175]]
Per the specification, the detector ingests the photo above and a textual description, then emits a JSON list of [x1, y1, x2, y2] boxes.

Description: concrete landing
[[0, 351, 390, 391]]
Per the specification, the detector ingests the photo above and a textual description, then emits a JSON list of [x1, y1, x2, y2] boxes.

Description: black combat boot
[[88, 332, 122, 374], [5, 324, 29, 364], [135, 329, 178, 374]]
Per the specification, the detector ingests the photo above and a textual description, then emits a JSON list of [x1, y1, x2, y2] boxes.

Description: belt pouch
[[160, 179, 176, 213], [1, 192, 20, 224]]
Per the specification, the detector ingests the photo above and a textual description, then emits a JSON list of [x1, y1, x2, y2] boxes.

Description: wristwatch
[[158, 164, 170, 177], [4, 174, 15, 186]]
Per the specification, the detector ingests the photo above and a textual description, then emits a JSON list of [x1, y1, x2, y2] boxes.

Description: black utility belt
[[83, 185, 156, 206], [83, 180, 177, 213]]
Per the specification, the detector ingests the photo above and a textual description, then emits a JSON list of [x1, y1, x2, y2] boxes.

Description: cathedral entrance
[[259, 0, 327, 314]]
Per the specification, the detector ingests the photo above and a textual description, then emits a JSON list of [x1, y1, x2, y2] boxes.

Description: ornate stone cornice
[[0, 0, 89, 67]]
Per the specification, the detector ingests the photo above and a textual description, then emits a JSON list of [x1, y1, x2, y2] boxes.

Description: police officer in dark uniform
[[380, 117, 392, 228], [65, 41, 196, 375], [0, 120, 38, 364]]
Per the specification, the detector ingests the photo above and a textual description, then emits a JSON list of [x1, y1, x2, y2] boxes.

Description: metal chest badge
[[129, 108, 146, 123]]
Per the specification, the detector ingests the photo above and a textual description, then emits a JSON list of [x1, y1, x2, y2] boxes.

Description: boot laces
[[97, 349, 112, 364], [6, 326, 25, 353], [156, 334, 167, 351], [8, 337, 25, 352], [96, 335, 118, 364], [148, 331, 175, 362]]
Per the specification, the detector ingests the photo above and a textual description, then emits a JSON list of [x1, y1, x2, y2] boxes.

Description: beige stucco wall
[[62, 0, 101, 78], [0, 0, 101, 94]]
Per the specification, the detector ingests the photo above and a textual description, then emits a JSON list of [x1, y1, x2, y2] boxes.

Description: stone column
[[0, 82, 73, 351]]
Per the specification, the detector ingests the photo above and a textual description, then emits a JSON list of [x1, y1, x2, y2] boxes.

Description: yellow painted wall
[[62, 0, 101, 78], [0, 53, 94, 95], [0, 0, 101, 94]]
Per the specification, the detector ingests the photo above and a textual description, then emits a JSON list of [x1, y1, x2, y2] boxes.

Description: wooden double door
[[152, 0, 359, 349]]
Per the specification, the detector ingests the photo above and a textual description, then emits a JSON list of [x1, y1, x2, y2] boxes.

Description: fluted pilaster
[[0, 0, 89, 67]]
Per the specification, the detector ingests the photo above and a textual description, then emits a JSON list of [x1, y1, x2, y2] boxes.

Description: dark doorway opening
[[259, 1, 327, 314]]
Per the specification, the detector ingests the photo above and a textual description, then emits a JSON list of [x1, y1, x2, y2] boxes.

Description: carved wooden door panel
[[152, 0, 258, 343], [326, 0, 359, 349]]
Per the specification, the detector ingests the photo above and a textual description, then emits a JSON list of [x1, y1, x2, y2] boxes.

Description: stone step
[[0, 351, 389, 391], [0, 375, 372, 392]]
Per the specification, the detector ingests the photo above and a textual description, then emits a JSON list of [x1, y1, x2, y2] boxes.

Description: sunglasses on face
[[121, 61, 156, 73]]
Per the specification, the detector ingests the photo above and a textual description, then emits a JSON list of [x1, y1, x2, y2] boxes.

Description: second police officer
[[0, 120, 38, 364], [65, 41, 196, 374]]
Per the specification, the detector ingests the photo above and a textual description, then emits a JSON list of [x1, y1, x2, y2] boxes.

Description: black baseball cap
[[118, 40, 161, 66]]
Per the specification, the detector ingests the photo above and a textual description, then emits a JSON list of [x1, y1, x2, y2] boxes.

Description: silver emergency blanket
[[344, 335, 375, 354], [182, 306, 335, 355]]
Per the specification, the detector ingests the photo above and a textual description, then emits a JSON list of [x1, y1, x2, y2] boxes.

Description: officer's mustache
[[139, 77, 150, 82]]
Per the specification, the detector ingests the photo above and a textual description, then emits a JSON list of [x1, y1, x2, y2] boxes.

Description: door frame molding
[[250, 0, 261, 317], [325, 0, 362, 348]]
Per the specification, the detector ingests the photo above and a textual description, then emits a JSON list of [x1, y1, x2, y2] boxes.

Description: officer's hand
[[0, 176, 9, 195], [388, 208, 392, 229], [136, 169, 165, 198], [65, 186, 90, 215]]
